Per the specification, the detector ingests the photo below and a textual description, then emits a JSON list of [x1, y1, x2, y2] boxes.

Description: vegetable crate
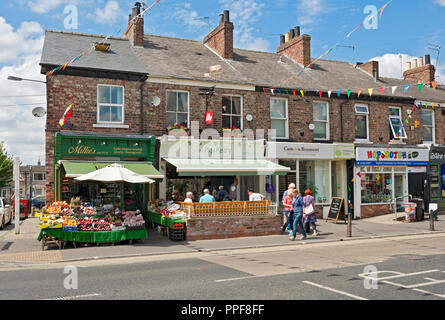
[[169, 228, 186, 241]]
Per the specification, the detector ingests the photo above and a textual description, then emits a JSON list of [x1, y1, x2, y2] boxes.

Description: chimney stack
[[123, 2, 144, 47], [358, 60, 379, 81], [403, 54, 436, 86], [203, 10, 234, 59], [277, 26, 311, 66]]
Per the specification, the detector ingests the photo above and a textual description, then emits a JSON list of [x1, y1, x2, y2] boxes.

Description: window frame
[[389, 107, 407, 140], [166, 90, 190, 128], [313, 100, 330, 140], [422, 109, 435, 144], [270, 97, 289, 139], [96, 84, 125, 124], [33, 173, 45, 181], [354, 104, 369, 142], [222, 95, 243, 130]]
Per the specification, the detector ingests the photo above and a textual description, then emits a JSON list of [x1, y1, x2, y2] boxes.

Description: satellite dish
[[308, 123, 315, 131], [148, 96, 161, 107], [32, 107, 46, 118]]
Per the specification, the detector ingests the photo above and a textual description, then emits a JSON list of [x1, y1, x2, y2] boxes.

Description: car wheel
[[0, 216, 4, 230]]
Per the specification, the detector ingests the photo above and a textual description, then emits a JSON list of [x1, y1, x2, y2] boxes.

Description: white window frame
[[222, 95, 243, 130], [313, 101, 330, 140], [270, 97, 289, 139], [422, 109, 435, 144], [166, 90, 190, 128], [389, 107, 407, 140], [97, 84, 125, 124], [354, 104, 369, 142]]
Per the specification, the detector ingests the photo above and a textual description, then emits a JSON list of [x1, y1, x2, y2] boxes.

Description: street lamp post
[[7, 76, 46, 84]]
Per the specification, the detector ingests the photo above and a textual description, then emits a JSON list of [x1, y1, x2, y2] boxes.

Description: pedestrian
[[216, 185, 228, 202], [229, 178, 238, 201], [199, 189, 216, 203], [247, 187, 265, 201], [303, 189, 318, 236], [212, 189, 218, 201], [170, 190, 179, 202], [282, 188, 294, 234], [184, 192, 194, 203], [290, 189, 307, 241], [282, 183, 296, 202]]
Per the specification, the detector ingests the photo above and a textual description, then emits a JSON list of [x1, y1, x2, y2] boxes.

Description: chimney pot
[[425, 54, 431, 65], [285, 32, 290, 43], [406, 62, 412, 70], [223, 10, 230, 22], [419, 57, 424, 67], [219, 14, 224, 24], [413, 58, 418, 68], [290, 29, 295, 39], [280, 34, 285, 45], [295, 26, 300, 36]]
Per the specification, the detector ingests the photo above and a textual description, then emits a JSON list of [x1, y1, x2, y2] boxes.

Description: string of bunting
[[275, 0, 393, 89], [46, 0, 162, 76]]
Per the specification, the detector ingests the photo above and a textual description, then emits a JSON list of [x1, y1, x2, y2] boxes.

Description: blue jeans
[[283, 211, 294, 231], [292, 212, 307, 238]]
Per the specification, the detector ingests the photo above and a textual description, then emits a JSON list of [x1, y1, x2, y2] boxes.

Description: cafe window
[[389, 107, 407, 140], [222, 96, 242, 129], [270, 98, 288, 139], [361, 173, 392, 204], [97, 85, 124, 123], [166, 91, 189, 127], [422, 109, 434, 144], [313, 101, 329, 140], [355, 105, 369, 141], [299, 160, 330, 204]]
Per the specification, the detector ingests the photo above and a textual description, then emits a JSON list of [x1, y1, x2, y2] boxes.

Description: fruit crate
[[169, 228, 186, 241], [172, 223, 185, 230]]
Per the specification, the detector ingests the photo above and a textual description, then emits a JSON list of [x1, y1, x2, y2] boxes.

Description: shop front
[[429, 146, 445, 212], [266, 142, 355, 219], [355, 146, 429, 219]]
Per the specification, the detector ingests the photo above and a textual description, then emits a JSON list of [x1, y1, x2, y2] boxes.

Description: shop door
[[394, 174, 405, 212], [408, 173, 427, 199]]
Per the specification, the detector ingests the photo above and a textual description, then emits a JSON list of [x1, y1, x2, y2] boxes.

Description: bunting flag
[[337, 90, 341, 97], [368, 88, 373, 96], [328, 90, 332, 98], [346, 23, 363, 38], [357, 89, 362, 97], [300, 90, 304, 97], [263, 88, 268, 93], [392, 86, 397, 94], [418, 83, 423, 92], [319, 90, 323, 98], [277, 89, 282, 94], [380, 87, 385, 95], [357, 172, 361, 178], [59, 100, 73, 129], [347, 90, 351, 98], [404, 85, 410, 92], [432, 81, 438, 90], [379, 0, 392, 19], [293, 90, 296, 96]]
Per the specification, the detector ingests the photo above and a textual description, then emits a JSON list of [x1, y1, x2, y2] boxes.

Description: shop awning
[[60, 161, 164, 179], [164, 158, 290, 176]]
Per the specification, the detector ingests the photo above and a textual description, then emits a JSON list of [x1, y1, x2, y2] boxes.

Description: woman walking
[[290, 189, 306, 241], [303, 189, 318, 236], [282, 189, 294, 234]]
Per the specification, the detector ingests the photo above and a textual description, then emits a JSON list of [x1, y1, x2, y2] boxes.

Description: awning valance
[[60, 161, 164, 179], [164, 158, 290, 176]]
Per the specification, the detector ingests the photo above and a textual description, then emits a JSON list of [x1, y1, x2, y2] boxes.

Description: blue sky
[[0, 0, 444, 165]]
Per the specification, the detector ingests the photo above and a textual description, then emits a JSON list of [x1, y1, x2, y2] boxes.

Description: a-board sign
[[326, 197, 346, 224]]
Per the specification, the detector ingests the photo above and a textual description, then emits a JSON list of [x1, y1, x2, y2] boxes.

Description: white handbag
[[304, 204, 314, 215]]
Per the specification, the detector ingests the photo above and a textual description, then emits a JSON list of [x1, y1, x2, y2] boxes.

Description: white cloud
[[27, 0, 68, 13], [0, 17, 46, 165], [91, 1, 126, 25], [370, 53, 445, 84], [219, 0, 270, 52], [171, 3, 208, 32], [435, 0, 445, 6]]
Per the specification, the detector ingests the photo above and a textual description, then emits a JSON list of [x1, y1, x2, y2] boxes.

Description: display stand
[[147, 211, 186, 241]]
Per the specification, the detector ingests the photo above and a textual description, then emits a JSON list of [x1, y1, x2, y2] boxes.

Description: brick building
[[40, 3, 445, 220]]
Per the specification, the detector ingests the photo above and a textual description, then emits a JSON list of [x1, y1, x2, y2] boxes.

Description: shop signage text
[[356, 147, 429, 166]]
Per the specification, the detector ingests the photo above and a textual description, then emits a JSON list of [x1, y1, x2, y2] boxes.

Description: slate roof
[[40, 30, 148, 75], [40, 31, 445, 103]]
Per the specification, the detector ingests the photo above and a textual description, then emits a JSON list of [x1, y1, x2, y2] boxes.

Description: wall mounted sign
[[356, 147, 429, 166]]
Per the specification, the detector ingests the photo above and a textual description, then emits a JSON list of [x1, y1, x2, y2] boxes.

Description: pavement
[[0, 212, 443, 264]]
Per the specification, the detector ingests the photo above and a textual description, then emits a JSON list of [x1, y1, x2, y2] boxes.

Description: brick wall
[[403, 65, 435, 86], [277, 35, 311, 67], [185, 215, 282, 240], [360, 204, 392, 219], [203, 21, 234, 60]]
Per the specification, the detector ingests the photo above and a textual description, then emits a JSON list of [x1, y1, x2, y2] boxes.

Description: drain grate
[[1, 242, 13, 251]]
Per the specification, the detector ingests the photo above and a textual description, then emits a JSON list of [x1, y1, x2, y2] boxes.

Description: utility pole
[[14, 157, 20, 234]]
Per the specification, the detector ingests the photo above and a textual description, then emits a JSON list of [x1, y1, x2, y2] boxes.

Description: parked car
[[32, 196, 46, 209], [0, 197, 12, 229]]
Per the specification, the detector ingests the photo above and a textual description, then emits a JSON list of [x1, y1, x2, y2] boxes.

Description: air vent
[[95, 42, 110, 52]]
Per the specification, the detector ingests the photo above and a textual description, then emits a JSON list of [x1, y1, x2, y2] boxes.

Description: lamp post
[[7, 76, 46, 84]]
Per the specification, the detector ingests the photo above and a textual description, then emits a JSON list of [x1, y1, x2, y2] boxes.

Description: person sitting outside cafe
[[184, 192, 194, 203], [248, 187, 265, 201], [199, 189, 216, 203], [216, 185, 228, 202]]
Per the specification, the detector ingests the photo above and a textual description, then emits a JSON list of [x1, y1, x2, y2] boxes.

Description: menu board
[[326, 197, 346, 224]]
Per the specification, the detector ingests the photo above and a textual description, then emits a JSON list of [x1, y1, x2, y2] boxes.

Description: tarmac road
[[1, 233, 445, 301]]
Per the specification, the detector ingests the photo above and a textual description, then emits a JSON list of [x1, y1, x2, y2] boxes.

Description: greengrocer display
[[146, 199, 187, 241]]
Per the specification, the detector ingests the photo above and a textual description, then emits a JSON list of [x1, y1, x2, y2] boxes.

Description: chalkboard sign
[[326, 197, 346, 224]]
